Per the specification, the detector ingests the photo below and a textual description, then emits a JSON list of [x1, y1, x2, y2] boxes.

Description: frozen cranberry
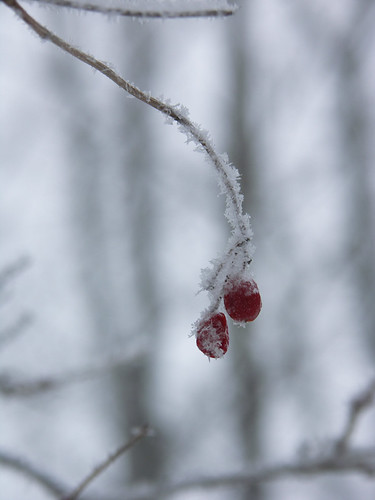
[[224, 279, 261, 322], [196, 313, 229, 359]]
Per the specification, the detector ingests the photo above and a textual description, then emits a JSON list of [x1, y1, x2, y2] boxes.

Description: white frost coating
[[6, 0, 242, 346], [196, 326, 226, 358], [28, 0, 237, 19], [182, 137, 254, 334], [161, 98, 256, 332]]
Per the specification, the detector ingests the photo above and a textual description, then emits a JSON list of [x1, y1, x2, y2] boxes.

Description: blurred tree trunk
[[112, 21, 166, 483], [290, 0, 375, 358], [49, 14, 166, 486], [334, 3, 375, 357], [46, 15, 116, 346], [225, 2, 265, 499]]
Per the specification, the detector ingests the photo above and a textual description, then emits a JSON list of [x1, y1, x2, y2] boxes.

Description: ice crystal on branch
[[2, 0, 256, 360], [24, 0, 237, 19]]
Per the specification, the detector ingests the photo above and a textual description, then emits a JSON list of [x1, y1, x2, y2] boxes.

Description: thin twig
[[2, 445, 375, 500], [24, 0, 237, 18], [0, 348, 145, 396], [129, 450, 375, 499], [0, 256, 31, 293], [61, 425, 151, 500], [2, 378, 375, 499], [0, 313, 33, 350], [0, 449, 66, 498], [335, 378, 375, 454]]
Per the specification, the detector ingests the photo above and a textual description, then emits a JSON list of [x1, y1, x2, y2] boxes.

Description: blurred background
[[1, 0, 375, 498]]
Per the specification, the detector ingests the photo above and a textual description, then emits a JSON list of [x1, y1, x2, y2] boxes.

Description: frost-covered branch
[[2, 0, 254, 322], [24, 0, 237, 18], [1, 0, 248, 236]]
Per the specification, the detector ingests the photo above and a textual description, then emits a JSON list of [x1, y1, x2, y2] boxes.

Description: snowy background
[[1, 1, 375, 499]]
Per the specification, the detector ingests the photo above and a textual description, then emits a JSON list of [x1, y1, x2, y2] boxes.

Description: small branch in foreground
[[61, 425, 152, 500], [25, 0, 237, 18]]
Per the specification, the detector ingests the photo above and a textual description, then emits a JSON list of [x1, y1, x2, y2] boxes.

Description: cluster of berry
[[196, 278, 261, 359]]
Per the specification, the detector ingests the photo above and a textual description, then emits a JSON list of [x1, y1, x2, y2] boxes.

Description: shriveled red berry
[[224, 279, 262, 322], [196, 313, 229, 359]]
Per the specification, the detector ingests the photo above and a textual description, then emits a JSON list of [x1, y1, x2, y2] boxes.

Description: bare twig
[[0, 312, 33, 350], [0, 256, 31, 293], [335, 378, 375, 454], [127, 449, 375, 499], [1, 378, 375, 498], [2, 445, 375, 500], [0, 258, 32, 349], [24, 0, 237, 18], [61, 425, 151, 500], [0, 449, 66, 498], [0, 347, 145, 396]]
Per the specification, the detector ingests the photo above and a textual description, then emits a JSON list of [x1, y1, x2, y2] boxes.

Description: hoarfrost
[[155, 74, 256, 336]]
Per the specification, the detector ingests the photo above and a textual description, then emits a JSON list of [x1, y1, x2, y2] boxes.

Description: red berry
[[196, 313, 229, 359], [224, 279, 262, 322]]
